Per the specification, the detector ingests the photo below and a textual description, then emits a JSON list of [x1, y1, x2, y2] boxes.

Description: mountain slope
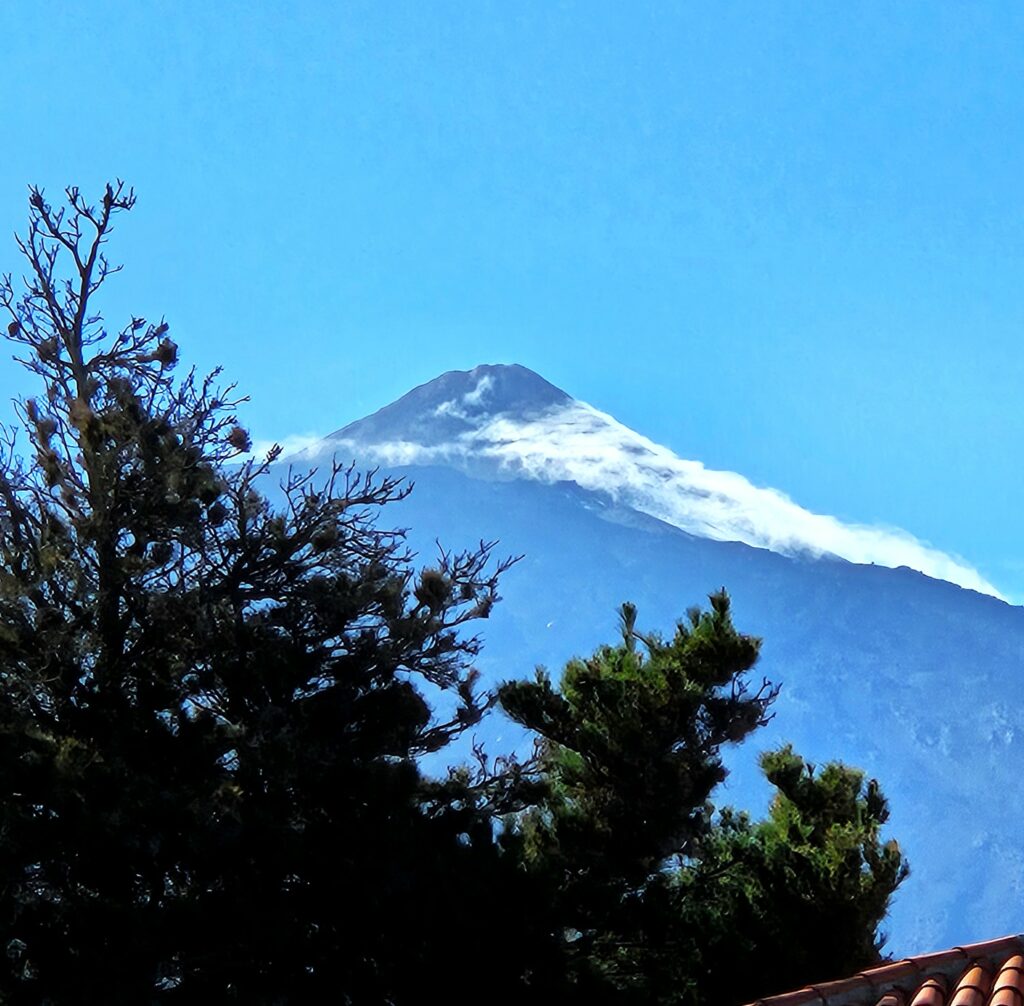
[[270, 364, 1024, 956], [315, 364, 1001, 598]]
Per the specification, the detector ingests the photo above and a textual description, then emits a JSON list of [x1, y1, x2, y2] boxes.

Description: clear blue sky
[[2, 2, 1024, 597]]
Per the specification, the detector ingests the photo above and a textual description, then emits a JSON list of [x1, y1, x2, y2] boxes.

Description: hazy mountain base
[[263, 461, 1024, 957]]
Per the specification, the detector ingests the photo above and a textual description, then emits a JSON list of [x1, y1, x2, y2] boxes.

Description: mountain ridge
[[306, 363, 1004, 600]]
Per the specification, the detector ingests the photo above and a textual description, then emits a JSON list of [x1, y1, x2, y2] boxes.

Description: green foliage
[[499, 594, 778, 999], [0, 183, 529, 1003], [676, 745, 910, 1004], [500, 601, 907, 1005], [501, 592, 771, 875]]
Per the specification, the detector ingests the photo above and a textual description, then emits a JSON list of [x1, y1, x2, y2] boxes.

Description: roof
[[746, 935, 1024, 1006]]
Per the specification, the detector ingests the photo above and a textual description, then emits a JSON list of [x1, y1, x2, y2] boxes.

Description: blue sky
[[2, 2, 1024, 597]]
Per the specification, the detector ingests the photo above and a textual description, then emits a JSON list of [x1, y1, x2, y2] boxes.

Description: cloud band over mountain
[[288, 366, 1005, 601]]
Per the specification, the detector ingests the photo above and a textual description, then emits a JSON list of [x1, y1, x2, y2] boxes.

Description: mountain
[[271, 363, 1024, 957], [324, 364, 1000, 597]]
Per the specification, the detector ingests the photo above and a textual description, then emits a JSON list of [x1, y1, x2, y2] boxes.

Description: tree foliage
[[0, 183, 530, 1002], [0, 182, 907, 1004], [499, 600, 907, 1005], [673, 745, 910, 1004]]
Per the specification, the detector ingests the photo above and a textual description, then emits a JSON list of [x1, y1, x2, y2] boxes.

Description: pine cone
[[227, 427, 251, 452]]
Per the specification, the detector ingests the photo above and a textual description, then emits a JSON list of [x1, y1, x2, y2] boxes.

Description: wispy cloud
[[316, 400, 1005, 600], [249, 432, 327, 461], [432, 374, 496, 420], [462, 373, 494, 407]]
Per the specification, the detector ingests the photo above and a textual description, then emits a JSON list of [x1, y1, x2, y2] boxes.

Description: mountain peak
[[314, 363, 1004, 601], [329, 363, 571, 445]]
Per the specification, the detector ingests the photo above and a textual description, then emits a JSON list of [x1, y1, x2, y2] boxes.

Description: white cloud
[[432, 374, 496, 420], [309, 400, 1006, 601], [432, 400, 461, 418], [462, 374, 494, 407]]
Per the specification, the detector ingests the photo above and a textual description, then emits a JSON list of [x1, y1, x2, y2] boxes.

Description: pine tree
[[681, 745, 909, 1004], [499, 596, 907, 1005], [0, 182, 523, 1003], [498, 592, 777, 1000]]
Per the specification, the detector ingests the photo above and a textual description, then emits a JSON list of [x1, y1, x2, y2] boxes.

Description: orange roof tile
[[746, 935, 1024, 1006]]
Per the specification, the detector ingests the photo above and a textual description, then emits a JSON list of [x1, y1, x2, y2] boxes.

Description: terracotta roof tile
[[949, 965, 991, 1006], [909, 978, 947, 1006], [990, 954, 1024, 1006], [861, 962, 924, 987], [746, 934, 1024, 1006]]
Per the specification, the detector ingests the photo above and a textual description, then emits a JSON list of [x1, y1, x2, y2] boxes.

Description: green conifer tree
[[498, 592, 776, 1000], [681, 745, 909, 1004], [0, 182, 525, 1003], [500, 596, 907, 1005]]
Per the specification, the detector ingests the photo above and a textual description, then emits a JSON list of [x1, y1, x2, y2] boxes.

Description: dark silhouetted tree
[[0, 182, 533, 1003]]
